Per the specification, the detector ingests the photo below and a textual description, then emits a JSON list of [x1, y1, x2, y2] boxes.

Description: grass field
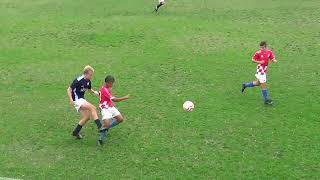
[[0, 0, 320, 179]]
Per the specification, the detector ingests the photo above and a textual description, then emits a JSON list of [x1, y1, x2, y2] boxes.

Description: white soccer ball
[[183, 101, 194, 112]]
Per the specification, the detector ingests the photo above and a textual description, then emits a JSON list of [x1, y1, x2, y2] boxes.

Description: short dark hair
[[105, 75, 115, 83], [260, 41, 267, 47]]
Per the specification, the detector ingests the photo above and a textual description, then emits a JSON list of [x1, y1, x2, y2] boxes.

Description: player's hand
[[124, 94, 130, 99], [93, 91, 100, 97], [69, 100, 75, 108], [273, 59, 278, 63]]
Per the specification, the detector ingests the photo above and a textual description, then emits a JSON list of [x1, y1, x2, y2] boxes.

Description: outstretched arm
[[112, 95, 130, 102], [271, 58, 278, 63], [89, 89, 100, 97]]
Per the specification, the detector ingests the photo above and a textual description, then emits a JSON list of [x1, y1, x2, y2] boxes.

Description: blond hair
[[83, 65, 94, 74]]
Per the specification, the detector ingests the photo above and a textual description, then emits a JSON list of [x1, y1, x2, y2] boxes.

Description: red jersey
[[99, 86, 115, 109], [252, 50, 275, 75]]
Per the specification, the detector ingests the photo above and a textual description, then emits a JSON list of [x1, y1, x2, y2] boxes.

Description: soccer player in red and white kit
[[242, 41, 278, 105], [98, 75, 129, 146]]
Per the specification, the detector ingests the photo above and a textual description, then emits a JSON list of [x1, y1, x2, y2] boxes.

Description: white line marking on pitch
[[0, 177, 22, 180]]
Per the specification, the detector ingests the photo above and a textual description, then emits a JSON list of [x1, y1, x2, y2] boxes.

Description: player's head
[[260, 41, 268, 51], [105, 75, 115, 88], [83, 65, 94, 80]]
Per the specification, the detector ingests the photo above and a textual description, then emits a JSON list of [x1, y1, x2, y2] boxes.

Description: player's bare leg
[[79, 110, 90, 126], [80, 103, 99, 120], [72, 103, 103, 140], [79, 102, 103, 129], [72, 109, 90, 139], [104, 119, 112, 129], [82, 103, 112, 143]]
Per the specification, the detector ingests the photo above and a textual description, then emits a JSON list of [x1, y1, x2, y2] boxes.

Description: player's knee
[[117, 116, 124, 123], [103, 119, 112, 127], [260, 83, 266, 88]]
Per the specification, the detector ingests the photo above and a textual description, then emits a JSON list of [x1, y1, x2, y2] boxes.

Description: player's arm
[[270, 53, 278, 63], [88, 89, 100, 97], [252, 58, 264, 64], [67, 87, 74, 105], [270, 53, 277, 63], [67, 79, 78, 106], [87, 81, 99, 97], [112, 95, 130, 102], [67, 86, 76, 108]]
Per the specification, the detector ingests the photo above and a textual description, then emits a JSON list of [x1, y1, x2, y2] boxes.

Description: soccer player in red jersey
[[242, 41, 278, 105], [98, 75, 129, 146]]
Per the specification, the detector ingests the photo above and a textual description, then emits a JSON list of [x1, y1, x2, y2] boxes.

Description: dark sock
[[73, 124, 82, 134], [99, 128, 108, 141], [262, 89, 269, 101], [94, 119, 102, 129], [244, 82, 255, 88], [157, 3, 163, 9], [109, 119, 120, 129]]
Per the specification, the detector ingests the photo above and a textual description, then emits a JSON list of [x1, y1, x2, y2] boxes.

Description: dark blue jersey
[[70, 75, 92, 101]]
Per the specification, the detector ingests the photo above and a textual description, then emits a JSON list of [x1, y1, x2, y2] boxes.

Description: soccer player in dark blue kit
[[67, 65, 103, 139]]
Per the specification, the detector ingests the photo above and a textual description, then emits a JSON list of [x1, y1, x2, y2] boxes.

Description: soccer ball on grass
[[183, 101, 194, 112]]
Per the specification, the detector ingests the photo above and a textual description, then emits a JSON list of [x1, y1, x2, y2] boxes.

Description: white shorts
[[255, 74, 267, 83], [101, 107, 121, 120], [74, 98, 87, 112], [159, 0, 165, 3]]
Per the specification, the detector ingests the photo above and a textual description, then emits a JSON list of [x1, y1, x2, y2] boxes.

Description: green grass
[[0, 0, 320, 179]]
